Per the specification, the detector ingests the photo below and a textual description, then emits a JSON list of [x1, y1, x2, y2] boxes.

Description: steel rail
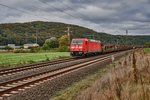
[[0, 57, 75, 76], [0, 56, 111, 97]]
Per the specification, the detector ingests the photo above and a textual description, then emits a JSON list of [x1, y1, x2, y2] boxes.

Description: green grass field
[[144, 48, 150, 53], [0, 52, 70, 67]]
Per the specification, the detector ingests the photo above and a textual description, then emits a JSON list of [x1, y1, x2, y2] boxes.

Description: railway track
[[0, 54, 114, 98], [0, 52, 118, 77], [0, 50, 133, 99], [0, 57, 75, 76], [0, 49, 129, 100]]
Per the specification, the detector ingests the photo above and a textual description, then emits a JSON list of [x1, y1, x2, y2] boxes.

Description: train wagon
[[102, 44, 116, 53], [70, 38, 102, 56]]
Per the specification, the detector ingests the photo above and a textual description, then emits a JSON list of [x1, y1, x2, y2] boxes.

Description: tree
[[59, 35, 69, 46], [42, 37, 59, 50], [58, 35, 69, 52]]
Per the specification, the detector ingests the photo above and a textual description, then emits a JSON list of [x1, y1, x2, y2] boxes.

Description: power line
[[126, 29, 128, 35], [0, 1, 81, 21], [38, 0, 82, 20], [0, 3, 49, 21], [55, 0, 89, 20], [51, 0, 87, 18]]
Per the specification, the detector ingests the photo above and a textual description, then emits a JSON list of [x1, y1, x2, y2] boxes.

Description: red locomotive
[[70, 38, 102, 56], [70, 38, 132, 56]]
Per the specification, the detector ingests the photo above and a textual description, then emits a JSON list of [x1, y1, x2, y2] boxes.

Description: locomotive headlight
[[79, 46, 82, 48], [71, 46, 75, 49]]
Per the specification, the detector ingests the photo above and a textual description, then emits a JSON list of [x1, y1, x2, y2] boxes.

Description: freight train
[[70, 38, 132, 56]]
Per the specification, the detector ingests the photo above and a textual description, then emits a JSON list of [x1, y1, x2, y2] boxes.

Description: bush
[[13, 47, 41, 53], [58, 46, 69, 52], [42, 37, 59, 50], [30, 47, 41, 53], [42, 43, 50, 50], [4, 46, 13, 50], [45, 54, 50, 61], [13, 49, 30, 53]]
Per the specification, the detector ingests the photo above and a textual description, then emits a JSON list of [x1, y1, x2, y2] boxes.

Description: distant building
[[7, 44, 21, 49], [0, 44, 20, 49], [0, 46, 6, 49], [8, 44, 15, 49], [23, 43, 39, 49]]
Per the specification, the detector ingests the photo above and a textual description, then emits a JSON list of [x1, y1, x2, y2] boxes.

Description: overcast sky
[[0, 0, 150, 35]]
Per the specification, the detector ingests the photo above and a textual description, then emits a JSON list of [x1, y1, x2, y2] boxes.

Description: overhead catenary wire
[[38, 0, 83, 20], [54, 0, 89, 20], [0, 3, 49, 21], [0, 1, 84, 22]]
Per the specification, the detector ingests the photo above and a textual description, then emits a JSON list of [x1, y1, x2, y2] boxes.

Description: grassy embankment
[[144, 48, 150, 53], [52, 49, 150, 100], [0, 52, 69, 68]]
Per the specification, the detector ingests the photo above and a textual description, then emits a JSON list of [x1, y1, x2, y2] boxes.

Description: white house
[[23, 43, 39, 49]]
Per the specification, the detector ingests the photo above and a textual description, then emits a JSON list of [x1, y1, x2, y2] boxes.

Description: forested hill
[[0, 21, 149, 46]]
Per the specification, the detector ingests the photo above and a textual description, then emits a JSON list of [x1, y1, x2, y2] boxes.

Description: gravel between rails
[[2, 50, 131, 100]]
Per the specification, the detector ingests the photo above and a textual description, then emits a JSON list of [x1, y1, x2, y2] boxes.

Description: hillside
[[0, 21, 149, 46]]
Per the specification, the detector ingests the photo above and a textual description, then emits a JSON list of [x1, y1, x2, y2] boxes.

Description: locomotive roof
[[72, 38, 101, 43], [88, 39, 101, 43]]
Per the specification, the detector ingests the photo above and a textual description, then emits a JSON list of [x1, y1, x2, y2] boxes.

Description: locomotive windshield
[[71, 40, 83, 44]]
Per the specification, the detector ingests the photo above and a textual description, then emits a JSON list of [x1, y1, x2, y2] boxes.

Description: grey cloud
[[0, 0, 150, 35]]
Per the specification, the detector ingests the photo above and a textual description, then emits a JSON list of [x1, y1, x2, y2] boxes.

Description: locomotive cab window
[[71, 40, 83, 44]]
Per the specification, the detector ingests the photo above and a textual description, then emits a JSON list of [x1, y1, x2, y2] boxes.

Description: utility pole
[[92, 33, 95, 40], [65, 26, 72, 44], [126, 29, 128, 35], [25, 33, 28, 43], [36, 29, 38, 44], [126, 29, 128, 45]]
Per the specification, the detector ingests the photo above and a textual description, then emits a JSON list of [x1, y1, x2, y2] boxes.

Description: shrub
[[58, 46, 69, 52], [13, 49, 30, 53], [30, 47, 41, 53], [45, 54, 50, 61], [42, 37, 59, 50], [4, 46, 13, 50], [42, 43, 50, 50]]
